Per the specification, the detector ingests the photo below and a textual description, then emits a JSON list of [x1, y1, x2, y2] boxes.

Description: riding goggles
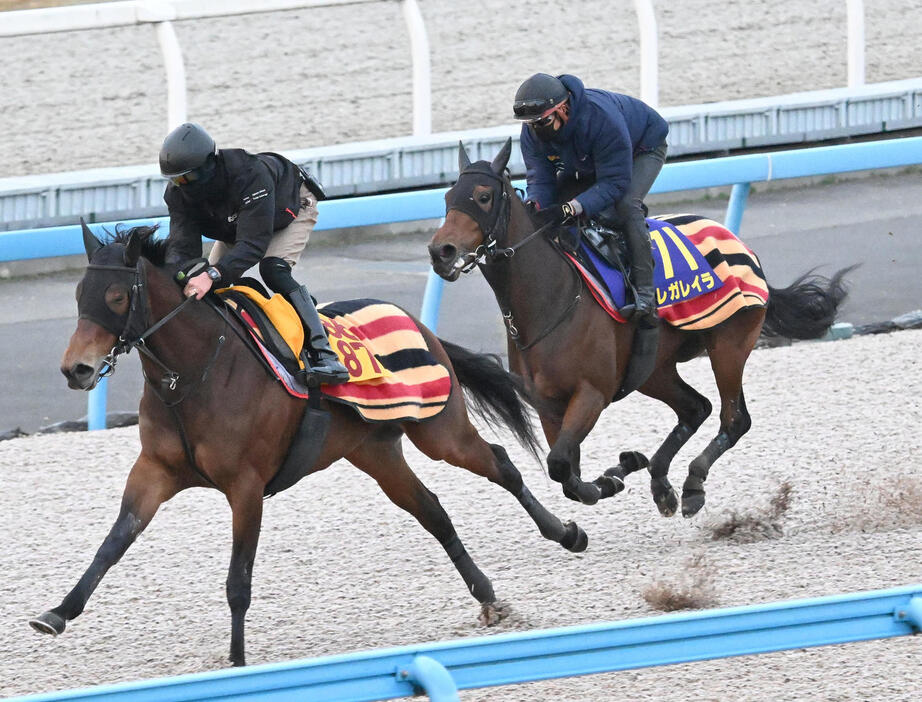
[[168, 168, 206, 187], [527, 112, 557, 128]]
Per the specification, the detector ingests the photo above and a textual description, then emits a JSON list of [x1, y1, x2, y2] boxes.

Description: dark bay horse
[[428, 139, 850, 518], [30, 222, 588, 666]]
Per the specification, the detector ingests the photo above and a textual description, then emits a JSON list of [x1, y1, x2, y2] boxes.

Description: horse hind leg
[[682, 390, 750, 517], [638, 367, 713, 517], [347, 436, 504, 626], [485, 443, 588, 553], [682, 311, 762, 517], [405, 416, 588, 553]]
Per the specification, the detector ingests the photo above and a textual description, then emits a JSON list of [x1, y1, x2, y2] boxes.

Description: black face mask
[[531, 122, 559, 141], [179, 158, 221, 200]]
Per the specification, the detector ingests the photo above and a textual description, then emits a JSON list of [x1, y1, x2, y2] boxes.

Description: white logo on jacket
[[242, 188, 269, 207]]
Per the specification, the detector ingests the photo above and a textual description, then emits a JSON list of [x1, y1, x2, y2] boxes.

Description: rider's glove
[[174, 257, 209, 284], [534, 201, 577, 226]]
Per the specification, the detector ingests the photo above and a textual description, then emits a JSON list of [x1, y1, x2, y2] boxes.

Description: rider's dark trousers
[[597, 141, 668, 290]]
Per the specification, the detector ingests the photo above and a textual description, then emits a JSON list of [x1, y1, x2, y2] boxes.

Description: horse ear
[[458, 141, 472, 171], [491, 137, 512, 175], [124, 229, 142, 267], [81, 217, 103, 262]]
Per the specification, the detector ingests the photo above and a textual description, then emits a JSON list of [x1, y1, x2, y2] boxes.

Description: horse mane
[[104, 224, 170, 266]]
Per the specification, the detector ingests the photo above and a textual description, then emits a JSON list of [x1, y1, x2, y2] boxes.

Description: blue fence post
[[420, 269, 444, 333], [401, 655, 459, 701], [87, 377, 108, 430], [724, 182, 751, 235], [419, 217, 445, 333]]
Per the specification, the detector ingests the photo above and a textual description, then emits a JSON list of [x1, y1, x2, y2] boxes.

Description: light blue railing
[[5, 585, 921, 702], [3, 135, 922, 429]]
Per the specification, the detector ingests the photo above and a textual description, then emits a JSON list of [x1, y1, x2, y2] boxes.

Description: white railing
[[1, 1, 870, 129], [0, 0, 429, 134]]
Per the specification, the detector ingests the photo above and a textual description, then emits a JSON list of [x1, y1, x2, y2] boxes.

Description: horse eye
[[478, 192, 492, 204], [105, 284, 130, 312]]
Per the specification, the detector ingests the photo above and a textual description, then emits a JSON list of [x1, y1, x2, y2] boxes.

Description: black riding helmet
[[512, 73, 569, 120], [159, 122, 217, 179]]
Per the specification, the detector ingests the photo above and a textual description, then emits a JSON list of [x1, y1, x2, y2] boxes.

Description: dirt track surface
[[2, 0, 922, 177], [1, 328, 920, 700]]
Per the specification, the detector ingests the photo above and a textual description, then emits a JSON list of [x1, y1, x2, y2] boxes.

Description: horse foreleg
[[30, 455, 179, 637], [541, 385, 608, 505], [224, 476, 264, 667], [348, 439, 502, 626]]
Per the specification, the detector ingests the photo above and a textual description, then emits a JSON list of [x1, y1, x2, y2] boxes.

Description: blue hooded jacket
[[520, 74, 669, 217]]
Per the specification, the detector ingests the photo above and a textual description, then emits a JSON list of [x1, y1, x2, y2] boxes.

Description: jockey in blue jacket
[[514, 73, 668, 326]]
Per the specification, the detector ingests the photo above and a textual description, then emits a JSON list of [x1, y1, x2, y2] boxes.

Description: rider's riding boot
[[285, 286, 350, 385], [622, 221, 658, 327]]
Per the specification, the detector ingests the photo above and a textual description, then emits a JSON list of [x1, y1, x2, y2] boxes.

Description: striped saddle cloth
[[570, 214, 770, 330], [219, 287, 451, 423]]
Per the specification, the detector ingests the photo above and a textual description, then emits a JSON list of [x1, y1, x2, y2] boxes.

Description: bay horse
[[428, 139, 850, 518], [29, 221, 588, 667]]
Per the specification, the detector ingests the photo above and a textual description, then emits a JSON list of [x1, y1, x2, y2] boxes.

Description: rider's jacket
[[164, 149, 303, 283], [520, 74, 669, 218]]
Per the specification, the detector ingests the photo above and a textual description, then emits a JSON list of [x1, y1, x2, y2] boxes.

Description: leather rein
[[446, 171, 582, 351]]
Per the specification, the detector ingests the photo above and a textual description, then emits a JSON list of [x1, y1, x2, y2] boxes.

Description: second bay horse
[[429, 139, 851, 518]]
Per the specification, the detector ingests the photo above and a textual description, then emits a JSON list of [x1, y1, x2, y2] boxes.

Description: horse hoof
[[593, 474, 624, 499], [478, 601, 509, 627], [30, 611, 66, 636], [650, 479, 678, 517], [560, 521, 588, 553], [577, 485, 600, 506], [681, 490, 706, 517], [618, 451, 650, 473]]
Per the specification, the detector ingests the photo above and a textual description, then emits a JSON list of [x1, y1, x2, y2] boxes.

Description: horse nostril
[[63, 363, 95, 385], [429, 243, 457, 264]]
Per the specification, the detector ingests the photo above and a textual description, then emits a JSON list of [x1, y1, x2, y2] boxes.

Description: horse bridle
[[446, 166, 556, 274], [446, 167, 582, 350], [80, 262, 211, 392]]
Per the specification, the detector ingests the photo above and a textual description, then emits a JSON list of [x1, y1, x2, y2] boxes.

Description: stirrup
[[298, 366, 350, 387], [298, 351, 350, 386], [619, 295, 658, 326]]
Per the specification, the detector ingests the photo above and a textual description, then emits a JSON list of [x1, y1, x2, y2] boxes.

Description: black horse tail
[[440, 339, 543, 463], [762, 265, 857, 340]]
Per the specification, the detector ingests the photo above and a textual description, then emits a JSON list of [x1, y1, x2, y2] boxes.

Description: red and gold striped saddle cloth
[[218, 288, 451, 422], [316, 299, 451, 422]]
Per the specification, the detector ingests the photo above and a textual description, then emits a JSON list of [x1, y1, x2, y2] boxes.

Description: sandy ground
[[2, 1, 922, 177], [1, 328, 920, 700]]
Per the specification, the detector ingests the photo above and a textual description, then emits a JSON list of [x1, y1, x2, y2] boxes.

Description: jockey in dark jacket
[[515, 73, 669, 326], [160, 122, 349, 385]]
